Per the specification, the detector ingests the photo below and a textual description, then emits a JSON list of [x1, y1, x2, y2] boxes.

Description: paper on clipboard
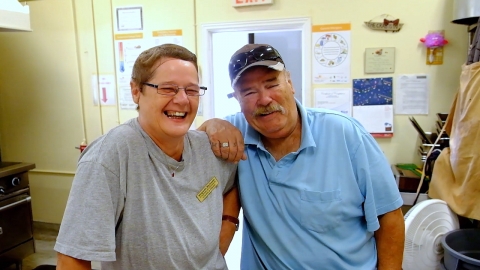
[[395, 74, 429, 115]]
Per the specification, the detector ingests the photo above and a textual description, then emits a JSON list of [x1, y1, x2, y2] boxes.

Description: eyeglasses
[[229, 45, 284, 80], [142, 83, 207, 96]]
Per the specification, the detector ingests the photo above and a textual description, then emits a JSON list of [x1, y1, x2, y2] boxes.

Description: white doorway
[[211, 31, 248, 119], [200, 17, 311, 270]]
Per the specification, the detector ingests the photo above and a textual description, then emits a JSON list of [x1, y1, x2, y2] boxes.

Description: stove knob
[[0, 186, 5, 194], [11, 177, 21, 186]]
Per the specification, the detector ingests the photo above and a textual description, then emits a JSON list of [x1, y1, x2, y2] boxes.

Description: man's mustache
[[253, 104, 286, 116]]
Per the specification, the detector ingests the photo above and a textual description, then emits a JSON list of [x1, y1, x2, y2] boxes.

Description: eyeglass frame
[[142, 82, 207, 96]]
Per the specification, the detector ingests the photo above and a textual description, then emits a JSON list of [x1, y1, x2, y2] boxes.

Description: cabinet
[[0, 162, 36, 270], [0, 0, 31, 32]]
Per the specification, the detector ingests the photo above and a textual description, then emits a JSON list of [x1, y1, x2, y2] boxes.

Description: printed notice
[[312, 23, 351, 84], [116, 6, 143, 31], [113, 33, 151, 110], [314, 88, 352, 116], [365, 47, 395, 74], [153, 29, 183, 46], [91, 75, 117, 106], [395, 74, 429, 115]]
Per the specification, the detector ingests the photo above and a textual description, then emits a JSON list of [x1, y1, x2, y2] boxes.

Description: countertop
[[0, 162, 36, 178]]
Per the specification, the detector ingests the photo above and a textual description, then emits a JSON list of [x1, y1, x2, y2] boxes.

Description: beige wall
[[0, 0, 468, 223], [0, 0, 83, 223]]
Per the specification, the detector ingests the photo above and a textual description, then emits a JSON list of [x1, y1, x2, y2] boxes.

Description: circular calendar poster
[[314, 33, 349, 67]]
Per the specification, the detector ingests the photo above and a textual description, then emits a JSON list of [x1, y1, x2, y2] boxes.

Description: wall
[[0, 0, 83, 222], [0, 0, 469, 224], [195, 0, 468, 164], [0, 0, 196, 223]]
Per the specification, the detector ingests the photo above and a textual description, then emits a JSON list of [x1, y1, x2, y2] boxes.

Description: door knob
[[11, 177, 20, 186]]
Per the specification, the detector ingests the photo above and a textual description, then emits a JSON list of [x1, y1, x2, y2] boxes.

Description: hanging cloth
[[429, 61, 480, 220]]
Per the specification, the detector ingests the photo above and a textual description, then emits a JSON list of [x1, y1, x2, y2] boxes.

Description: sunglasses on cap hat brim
[[228, 45, 285, 89]]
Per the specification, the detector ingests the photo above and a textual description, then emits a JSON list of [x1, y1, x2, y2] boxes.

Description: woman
[[55, 44, 239, 270]]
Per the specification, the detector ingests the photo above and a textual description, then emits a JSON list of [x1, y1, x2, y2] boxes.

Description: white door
[[211, 32, 248, 119]]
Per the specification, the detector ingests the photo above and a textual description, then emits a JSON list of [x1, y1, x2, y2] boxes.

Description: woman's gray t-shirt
[[54, 118, 237, 270]]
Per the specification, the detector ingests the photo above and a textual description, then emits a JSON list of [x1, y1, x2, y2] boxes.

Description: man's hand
[[198, 119, 247, 163]]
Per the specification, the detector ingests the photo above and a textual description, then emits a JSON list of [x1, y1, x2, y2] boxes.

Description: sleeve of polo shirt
[[352, 133, 403, 232], [224, 113, 248, 134]]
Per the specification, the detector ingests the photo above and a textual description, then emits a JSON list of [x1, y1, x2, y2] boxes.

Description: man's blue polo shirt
[[225, 102, 403, 270]]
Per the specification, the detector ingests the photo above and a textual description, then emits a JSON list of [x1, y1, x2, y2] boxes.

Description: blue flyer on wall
[[352, 77, 394, 137]]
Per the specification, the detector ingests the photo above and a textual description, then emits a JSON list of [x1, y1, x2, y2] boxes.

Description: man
[[200, 44, 405, 269], [55, 44, 238, 270]]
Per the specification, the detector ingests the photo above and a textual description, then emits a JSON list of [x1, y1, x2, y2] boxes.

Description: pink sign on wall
[[232, 0, 273, 7]]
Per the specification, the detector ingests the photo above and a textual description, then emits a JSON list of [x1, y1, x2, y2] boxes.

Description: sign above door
[[232, 0, 273, 7]]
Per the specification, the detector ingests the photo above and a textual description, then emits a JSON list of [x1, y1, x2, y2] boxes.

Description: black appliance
[[0, 162, 36, 270]]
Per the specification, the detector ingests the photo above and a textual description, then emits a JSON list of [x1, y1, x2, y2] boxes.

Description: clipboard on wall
[[409, 116, 432, 144]]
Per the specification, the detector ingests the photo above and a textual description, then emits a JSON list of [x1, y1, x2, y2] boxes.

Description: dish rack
[[410, 113, 450, 163]]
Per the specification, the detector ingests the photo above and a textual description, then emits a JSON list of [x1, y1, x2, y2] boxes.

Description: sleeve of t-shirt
[[223, 167, 238, 194], [353, 133, 403, 232], [54, 161, 123, 262]]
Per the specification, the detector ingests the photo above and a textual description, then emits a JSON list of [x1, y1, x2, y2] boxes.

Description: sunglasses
[[228, 45, 284, 81]]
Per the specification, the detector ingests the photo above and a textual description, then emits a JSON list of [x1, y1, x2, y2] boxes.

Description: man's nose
[[257, 88, 273, 105]]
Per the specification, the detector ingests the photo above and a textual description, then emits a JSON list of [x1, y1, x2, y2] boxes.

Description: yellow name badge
[[196, 177, 219, 202]]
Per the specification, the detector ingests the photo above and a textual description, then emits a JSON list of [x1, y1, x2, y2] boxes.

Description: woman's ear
[[131, 81, 141, 104]]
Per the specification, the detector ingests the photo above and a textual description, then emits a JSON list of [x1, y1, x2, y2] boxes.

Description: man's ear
[[284, 70, 295, 94], [131, 81, 141, 104]]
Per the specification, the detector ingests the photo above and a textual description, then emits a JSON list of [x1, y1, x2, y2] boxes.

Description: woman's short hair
[[131, 44, 198, 88]]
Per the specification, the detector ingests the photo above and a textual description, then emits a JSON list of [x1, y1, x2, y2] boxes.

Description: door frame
[[200, 17, 312, 119]]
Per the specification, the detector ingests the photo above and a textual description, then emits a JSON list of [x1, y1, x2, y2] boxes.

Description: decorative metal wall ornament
[[364, 14, 403, 33]]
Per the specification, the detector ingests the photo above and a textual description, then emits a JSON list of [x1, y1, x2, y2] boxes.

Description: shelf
[[0, 2, 32, 32]]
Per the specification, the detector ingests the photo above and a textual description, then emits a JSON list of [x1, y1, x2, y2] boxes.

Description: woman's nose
[[172, 88, 190, 103]]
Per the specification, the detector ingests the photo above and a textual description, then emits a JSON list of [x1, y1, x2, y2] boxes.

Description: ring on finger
[[221, 142, 229, 148]]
